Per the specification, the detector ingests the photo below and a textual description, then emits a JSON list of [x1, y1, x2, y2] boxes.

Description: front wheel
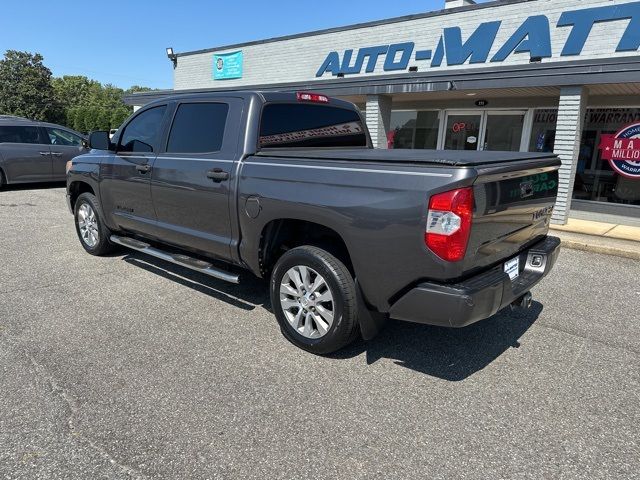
[[74, 192, 117, 256], [270, 246, 359, 355]]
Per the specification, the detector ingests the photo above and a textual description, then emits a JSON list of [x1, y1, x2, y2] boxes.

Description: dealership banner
[[599, 123, 640, 179], [213, 51, 243, 80]]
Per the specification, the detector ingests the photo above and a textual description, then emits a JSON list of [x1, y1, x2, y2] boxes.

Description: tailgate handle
[[207, 169, 229, 182]]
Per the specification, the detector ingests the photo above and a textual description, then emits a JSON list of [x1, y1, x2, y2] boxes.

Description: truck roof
[[141, 91, 358, 111], [0, 116, 85, 135]]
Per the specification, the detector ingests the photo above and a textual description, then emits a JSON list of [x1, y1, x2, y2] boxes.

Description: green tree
[[0, 50, 148, 129], [110, 107, 131, 130], [73, 107, 88, 133], [97, 109, 111, 131], [0, 50, 59, 121], [51, 75, 102, 111], [65, 108, 77, 129], [85, 106, 100, 132], [98, 84, 126, 110], [126, 85, 153, 94]]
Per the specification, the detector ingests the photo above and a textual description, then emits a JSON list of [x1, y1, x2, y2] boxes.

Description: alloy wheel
[[77, 203, 99, 248], [279, 265, 335, 339]]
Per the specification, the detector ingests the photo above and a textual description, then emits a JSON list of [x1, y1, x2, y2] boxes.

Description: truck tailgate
[[463, 157, 561, 274]]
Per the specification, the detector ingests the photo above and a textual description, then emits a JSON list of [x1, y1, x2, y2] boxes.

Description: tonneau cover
[[256, 148, 559, 167]]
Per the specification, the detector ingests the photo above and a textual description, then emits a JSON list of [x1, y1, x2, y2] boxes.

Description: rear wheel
[[74, 192, 117, 256], [270, 246, 359, 354]]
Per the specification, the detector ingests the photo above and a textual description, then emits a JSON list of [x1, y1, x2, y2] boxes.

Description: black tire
[[74, 192, 117, 256], [270, 246, 359, 355]]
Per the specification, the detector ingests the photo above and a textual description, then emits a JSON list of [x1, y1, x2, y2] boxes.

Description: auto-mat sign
[[316, 2, 640, 77], [599, 123, 640, 179]]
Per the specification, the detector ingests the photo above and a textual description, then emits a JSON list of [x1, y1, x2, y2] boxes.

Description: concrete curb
[[550, 219, 640, 261], [558, 238, 640, 261]]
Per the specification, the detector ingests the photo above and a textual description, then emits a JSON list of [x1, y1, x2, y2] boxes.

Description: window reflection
[[529, 107, 640, 207], [388, 111, 439, 149]]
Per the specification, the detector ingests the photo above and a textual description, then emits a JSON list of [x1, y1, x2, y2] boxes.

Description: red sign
[[598, 123, 640, 179]]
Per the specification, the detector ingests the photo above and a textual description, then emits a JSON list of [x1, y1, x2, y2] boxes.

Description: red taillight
[[425, 187, 474, 262], [296, 92, 329, 103]]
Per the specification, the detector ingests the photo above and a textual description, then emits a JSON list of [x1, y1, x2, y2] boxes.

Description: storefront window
[[529, 109, 557, 153], [573, 108, 640, 207], [388, 111, 439, 149]]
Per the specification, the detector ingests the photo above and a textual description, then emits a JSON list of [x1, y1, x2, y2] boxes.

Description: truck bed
[[256, 148, 558, 167]]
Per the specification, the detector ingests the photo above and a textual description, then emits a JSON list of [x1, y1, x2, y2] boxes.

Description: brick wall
[[366, 95, 392, 149], [552, 87, 588, 224]]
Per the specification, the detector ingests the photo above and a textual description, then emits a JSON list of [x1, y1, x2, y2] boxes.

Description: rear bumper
[[388, 236, 561, 328]]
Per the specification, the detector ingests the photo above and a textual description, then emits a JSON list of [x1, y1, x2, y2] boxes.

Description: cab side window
[[0, 125, 46, 144], [166, 103, 229, 153], [47, 128, 83, 146], [118, 106, 167, 153]]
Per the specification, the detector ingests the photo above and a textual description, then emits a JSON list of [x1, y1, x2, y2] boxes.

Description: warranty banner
[[598, 123, 640, 179]]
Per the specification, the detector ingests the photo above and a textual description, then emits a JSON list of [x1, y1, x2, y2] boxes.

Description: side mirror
[[88, 131, 113, 151]]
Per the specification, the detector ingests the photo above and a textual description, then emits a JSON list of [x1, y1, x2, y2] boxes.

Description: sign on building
[[213, 51, 243, 80], [599, 123, 640, 179]]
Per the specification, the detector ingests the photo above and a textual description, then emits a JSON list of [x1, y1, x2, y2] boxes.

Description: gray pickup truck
[[66, 91, 561, 354]]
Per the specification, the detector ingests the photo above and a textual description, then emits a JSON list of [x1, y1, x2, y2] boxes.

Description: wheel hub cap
[[279, 265, 335, 339], [300, 295, 312, 309]]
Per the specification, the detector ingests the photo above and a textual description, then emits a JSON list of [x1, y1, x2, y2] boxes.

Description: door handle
[[136, 164, 151, 173], [39, 151, 50, 156], [206, 169, 229, 181], [51, 152, 63, 157]]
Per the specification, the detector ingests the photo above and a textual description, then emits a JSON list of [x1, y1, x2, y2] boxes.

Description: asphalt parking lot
[[0, 185, 638, 479]]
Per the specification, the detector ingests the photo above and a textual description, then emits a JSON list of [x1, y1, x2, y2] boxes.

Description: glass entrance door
[[443, 110, 527, 152], [444, 113, 482, 150], [483, 112, 526, 151]]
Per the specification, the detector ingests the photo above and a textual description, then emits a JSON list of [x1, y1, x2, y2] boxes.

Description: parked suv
[[0, 115, 88, 188]]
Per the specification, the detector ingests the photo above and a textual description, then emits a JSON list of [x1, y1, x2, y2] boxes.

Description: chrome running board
[[110, 235, 240, 284]]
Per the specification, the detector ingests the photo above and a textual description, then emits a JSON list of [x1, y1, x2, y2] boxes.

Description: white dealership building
[[126, 0, 640, 225]]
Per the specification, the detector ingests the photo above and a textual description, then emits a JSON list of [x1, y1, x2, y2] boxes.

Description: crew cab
[[66, 91, 561, 354]]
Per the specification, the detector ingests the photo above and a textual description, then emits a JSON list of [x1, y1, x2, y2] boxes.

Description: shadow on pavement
[[123, 253, 270, 311], [331, 303, 542, 381], [122, 251, 541, 381]]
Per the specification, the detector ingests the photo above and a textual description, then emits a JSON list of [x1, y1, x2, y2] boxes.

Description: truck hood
[[256, 148, 559, 167]]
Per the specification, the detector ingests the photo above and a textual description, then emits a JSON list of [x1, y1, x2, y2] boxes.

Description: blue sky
[[0, 0, 490, 90]]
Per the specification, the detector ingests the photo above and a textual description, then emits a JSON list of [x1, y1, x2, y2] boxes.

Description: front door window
[[118, 105, 167, 153]]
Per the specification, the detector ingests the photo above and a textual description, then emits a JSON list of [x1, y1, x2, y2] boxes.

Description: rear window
[[259, 104, 367, 148]]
